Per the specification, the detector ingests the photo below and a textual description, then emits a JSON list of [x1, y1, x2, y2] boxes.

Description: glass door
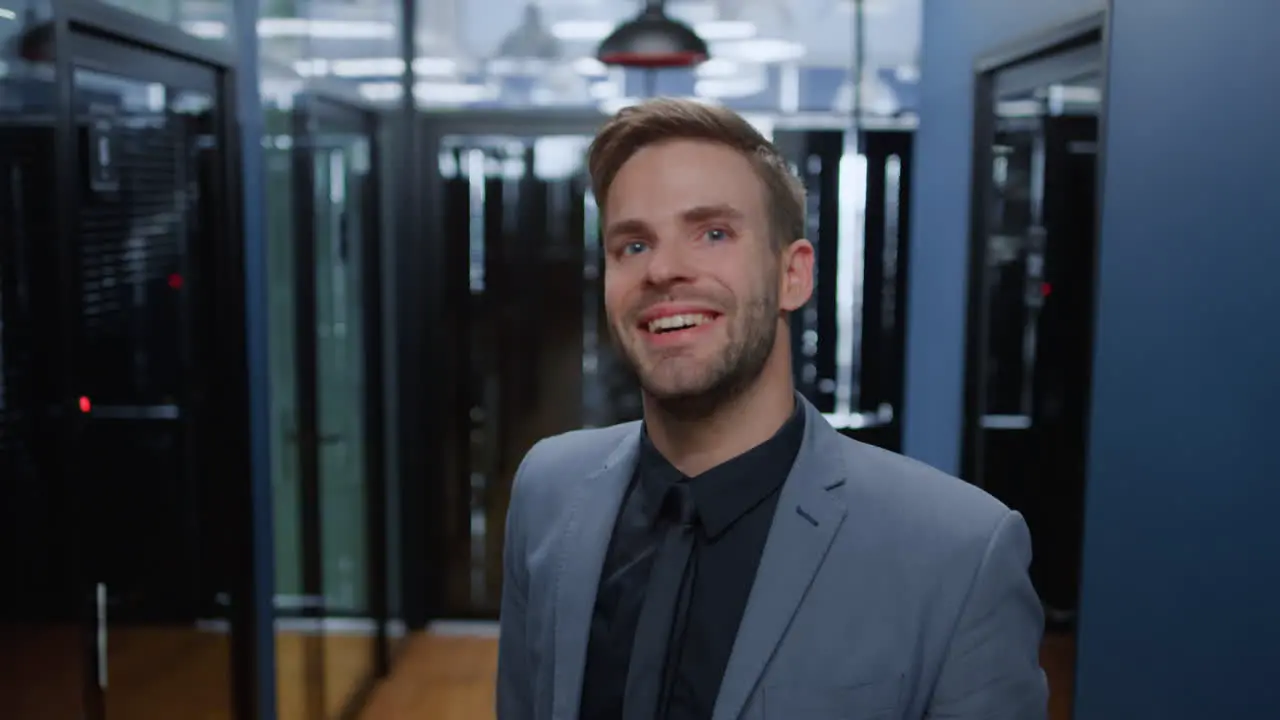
[[312, 96, 380, 714], [67, 32, 236, 720], [283, 93, 385, 718]]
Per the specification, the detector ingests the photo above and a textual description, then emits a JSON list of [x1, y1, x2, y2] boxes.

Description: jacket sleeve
[[495, 447, 539, 720], [926, 510, 1049, 719]]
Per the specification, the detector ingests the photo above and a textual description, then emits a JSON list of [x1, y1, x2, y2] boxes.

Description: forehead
[[604, 139, 769, 226]]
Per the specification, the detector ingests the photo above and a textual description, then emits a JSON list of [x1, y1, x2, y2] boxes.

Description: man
[[496, 98, 1047, 720]]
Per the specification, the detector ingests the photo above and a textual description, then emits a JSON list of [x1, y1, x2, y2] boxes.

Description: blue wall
[[1075, 1, 1280, 716], [904, 0, 1104, 474]]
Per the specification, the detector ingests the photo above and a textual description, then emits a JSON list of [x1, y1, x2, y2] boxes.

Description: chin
[[639, 366, 725, 404]]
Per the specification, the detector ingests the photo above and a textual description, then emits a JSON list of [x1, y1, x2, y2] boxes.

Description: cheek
[[602, 276, 629, 324]]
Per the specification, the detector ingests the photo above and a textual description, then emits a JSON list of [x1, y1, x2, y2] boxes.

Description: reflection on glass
[[985, 126, 1039, 420], [313, 120, 376, 716], [0, 5, 85, 719], [260, 92, 321, 720]]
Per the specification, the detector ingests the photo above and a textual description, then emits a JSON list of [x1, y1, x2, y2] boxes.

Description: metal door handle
[[96, 582, 108, 689]]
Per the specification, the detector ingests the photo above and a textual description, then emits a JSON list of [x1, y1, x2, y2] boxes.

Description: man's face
[[601, 139, 798, 416]]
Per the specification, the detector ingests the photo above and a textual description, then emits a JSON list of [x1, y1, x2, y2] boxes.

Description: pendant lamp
[[597, 0, 709, 68]]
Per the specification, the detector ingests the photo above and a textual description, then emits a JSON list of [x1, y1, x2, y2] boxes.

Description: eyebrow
[[681, 203, 745, 225], [604, 203, 746, 241]]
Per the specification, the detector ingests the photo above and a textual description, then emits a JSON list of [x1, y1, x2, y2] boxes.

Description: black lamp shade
[[597, 7, 709, 68]]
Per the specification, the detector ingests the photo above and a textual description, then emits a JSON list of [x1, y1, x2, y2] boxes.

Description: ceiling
[[460, 0, 920, 68], [184, 0, 922, 113]]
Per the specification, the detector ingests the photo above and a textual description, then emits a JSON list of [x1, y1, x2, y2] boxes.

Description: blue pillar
[[231, 0, 279, 716]]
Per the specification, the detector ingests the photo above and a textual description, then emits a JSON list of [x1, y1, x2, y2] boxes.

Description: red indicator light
[[1040, 282, 1052, 297], [79, 396, 91, 413], [168, 273, 184, 290]]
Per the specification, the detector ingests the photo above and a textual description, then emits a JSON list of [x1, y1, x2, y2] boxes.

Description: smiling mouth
[[643, 312, 719, 335]]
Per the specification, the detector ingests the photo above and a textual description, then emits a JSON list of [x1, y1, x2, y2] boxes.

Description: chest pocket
[[760, 677, 901, 720]]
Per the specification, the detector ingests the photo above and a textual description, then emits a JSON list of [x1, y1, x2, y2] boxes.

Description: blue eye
[[622, 241, 647, 256], [705, 228, 728, 241]]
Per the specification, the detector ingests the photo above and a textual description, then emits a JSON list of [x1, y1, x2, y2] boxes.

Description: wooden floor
[[1, 623, 1075, 719], [0, 623, 376, 720], [362, 629, 1077, 720]]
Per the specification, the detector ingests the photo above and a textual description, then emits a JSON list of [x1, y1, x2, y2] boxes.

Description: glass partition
[[260, 2, 390, 709]]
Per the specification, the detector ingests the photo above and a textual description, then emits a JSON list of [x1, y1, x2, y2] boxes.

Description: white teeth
[[647, 313, 713, 333]]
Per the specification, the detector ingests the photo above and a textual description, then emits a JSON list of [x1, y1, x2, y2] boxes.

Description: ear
[[778, 238, 815, 312]]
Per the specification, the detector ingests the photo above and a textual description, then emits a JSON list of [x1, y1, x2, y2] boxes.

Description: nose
[[643, 240, 695, 287]]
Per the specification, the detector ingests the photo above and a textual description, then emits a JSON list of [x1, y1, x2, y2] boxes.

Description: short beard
[[610, 287, 780, 423]]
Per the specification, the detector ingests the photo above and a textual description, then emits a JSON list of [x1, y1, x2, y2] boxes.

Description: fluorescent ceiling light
[[588, 80, 622, 100], [711, 38, 804, 63], [551, 20, 612, 41], [182, 18, 395, 40], [294, 56, 456, 78], [695, 76, 766, 99], [996, 99, 1043, 118], [258, 18, 394, 39], [358, 81, 496, 104], [692, 20, 755, 41], [551, 19, 755, 42], [487, 57, 555, 76], [416, 81, 494, 103], [696, 58, 739, 78], [1048, 84, 1102, 104], [184, 20, 226, 38], [573, 57, 608, 76], [0, 7, 17, 20]]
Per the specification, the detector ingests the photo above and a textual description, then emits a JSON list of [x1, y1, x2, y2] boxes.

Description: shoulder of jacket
[[513, 421, 641, 499], [833, 435, 1013, 545]]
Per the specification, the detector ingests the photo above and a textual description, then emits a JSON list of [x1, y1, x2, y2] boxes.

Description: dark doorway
[[0, 10, 260, 718], [67, 31, 239, 720], [965, 12, 1108, 720]]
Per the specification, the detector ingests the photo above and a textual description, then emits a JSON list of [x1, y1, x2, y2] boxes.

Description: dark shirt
[[579, 403, 806, 720]]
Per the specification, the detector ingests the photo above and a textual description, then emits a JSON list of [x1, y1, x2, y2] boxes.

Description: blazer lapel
[[712, 399, 850, 720], [551, 428, 640, 720]]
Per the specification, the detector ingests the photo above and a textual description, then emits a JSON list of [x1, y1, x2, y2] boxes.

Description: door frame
[[50, 3, 267, 718], [289, 90, 392, 714], [961, 10, 1110, 486]]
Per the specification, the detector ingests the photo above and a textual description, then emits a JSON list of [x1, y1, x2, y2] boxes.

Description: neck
[[642, 329, 796, 477]]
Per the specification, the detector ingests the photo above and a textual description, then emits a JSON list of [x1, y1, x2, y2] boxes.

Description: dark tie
[[622, 480, 697, 720]]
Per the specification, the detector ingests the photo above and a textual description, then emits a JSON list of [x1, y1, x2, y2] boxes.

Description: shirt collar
[[637, 400, 806, 539]]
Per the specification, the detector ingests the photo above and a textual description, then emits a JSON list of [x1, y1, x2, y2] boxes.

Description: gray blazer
[[497, 397, 1047, 720]]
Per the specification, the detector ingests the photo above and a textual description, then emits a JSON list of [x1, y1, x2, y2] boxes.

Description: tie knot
[[662, 481, 696, 527]]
